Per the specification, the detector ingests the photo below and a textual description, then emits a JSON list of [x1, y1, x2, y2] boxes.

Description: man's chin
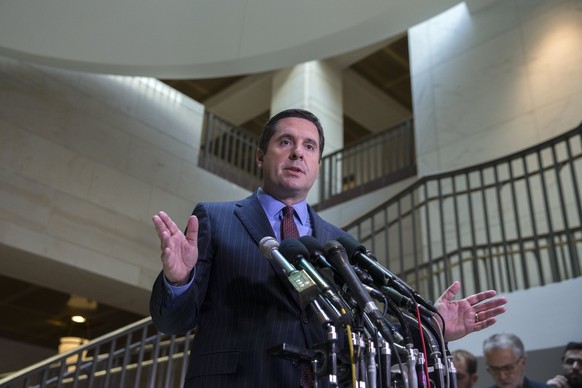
[[280, 180, 309, 193]]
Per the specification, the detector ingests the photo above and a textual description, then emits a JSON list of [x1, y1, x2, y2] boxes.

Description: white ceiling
[[0, 0, 461, 78]]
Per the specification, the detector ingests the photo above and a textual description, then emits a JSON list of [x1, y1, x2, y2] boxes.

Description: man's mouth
[[284, 166, 303, 174]]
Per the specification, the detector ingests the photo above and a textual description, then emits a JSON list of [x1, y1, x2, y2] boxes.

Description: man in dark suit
[[150, 108, 507, 387], [484, 333, 552, 388]]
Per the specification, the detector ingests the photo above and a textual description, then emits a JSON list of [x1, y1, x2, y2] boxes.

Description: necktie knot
[[281, 205, 300, 239]]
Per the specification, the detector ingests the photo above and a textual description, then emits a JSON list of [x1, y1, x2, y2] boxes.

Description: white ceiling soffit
[[0, 0, 461, 78]]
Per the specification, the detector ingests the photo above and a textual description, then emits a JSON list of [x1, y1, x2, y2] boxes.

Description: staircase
[[2, 120, 581, 388]]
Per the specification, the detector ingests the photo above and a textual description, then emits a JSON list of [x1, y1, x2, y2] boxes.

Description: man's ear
[[256, 148, 264, 168], [471, 373, 478, 386]]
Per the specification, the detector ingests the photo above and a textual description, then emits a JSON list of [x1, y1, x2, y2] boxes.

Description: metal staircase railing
[[3, 121, 581, 388], [343, 121, 582, 301], [197, 111, 416, 203], [317, 118, 416, 209], [197, 111, 262, 192], [0, 317, 193, 388]]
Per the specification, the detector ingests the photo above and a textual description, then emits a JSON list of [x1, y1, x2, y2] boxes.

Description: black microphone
[[380, 286, 434, 317], [354, 260, 434, 317], [299, 235, 347, 292], [298, 235, 333, 270], [259, 236, 319, 305], [323, 240, 401, 344], [352, 265, 375, 286], [279, 239, 344, 320], [279, 239, 346, 317], [362, 284, 386, 302], [336, 235, 437, 314]]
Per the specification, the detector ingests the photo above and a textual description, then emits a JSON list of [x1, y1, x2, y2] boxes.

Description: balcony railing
[[317, 119, 416, 209], [198, 111, 262, 191], [0, 317, 193, 388], [3, 122, 581, 388], [197, 112, 416, 203], [343, 122, 582, 301]]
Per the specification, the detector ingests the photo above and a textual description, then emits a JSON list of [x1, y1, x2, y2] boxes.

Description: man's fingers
[[439, 280, 461, 302], [465, 290, 495, 305], [156, 211, 182, 235], [475, 305, 507, 323], [472, 297, 508, 312], [477, 317, 497, 331], [185, 215, 199, 243]]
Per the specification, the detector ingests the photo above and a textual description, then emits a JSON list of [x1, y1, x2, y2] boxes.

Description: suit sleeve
[[149, 203, 213, 334]]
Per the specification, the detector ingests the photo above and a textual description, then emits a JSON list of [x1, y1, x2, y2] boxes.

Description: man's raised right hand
[[153, 211, 199, 286]]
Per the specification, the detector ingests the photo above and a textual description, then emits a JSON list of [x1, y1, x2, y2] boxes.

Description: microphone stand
[[447, 351, 458, 388], [326, 324, 339, 388], [378, 336, 391, 388], [406, 345, 418, 388], [307, 298, 346, 388], [365, 338, 377, 388]]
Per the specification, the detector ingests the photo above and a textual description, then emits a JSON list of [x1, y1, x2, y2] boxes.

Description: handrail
[[3, 120, 581, 387], [0, 317, 193, 388], [343, 121, 582, 300], [318, 119, 416, 209], [197, 111, 416, 202], [197, 111, 262, 191]]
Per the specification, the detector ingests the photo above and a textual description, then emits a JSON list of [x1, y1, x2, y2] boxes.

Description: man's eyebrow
[[278, 133, 316, 142], [303, 137, 318, 146]]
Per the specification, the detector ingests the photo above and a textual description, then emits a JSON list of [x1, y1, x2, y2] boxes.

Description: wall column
[[271, 60, 343, 204]]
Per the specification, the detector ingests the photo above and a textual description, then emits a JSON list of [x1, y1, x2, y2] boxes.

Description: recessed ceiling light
[[71, 315, 87, 323]]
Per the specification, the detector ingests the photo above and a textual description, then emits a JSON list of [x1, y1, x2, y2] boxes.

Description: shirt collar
[[256, 188, 308, 226]]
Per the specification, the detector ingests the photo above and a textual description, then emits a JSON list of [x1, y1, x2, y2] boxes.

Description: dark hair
[[453, 349, 478, 375], [563, 342, 582, 360], [258, 108, 325, 160]]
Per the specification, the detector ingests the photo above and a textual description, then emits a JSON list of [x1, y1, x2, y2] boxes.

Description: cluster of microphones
[[260, 235, 458, 388]]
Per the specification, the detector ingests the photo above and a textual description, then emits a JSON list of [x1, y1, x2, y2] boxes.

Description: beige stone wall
[[0, 57, 249, 314], [410, 0, 582, 175]]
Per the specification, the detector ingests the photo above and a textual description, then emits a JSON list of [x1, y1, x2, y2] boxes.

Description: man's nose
[[290, 146, 303, 159]]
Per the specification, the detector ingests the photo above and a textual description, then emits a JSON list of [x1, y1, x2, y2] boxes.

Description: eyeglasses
[[563, 358, 582, 367], [487, 357, 523, 375]]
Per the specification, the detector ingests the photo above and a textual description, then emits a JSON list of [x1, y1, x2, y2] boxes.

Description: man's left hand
[[434, 281, 508, 341]]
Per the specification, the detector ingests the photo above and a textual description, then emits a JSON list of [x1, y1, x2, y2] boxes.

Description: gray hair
[[483, 333, 525, 359]]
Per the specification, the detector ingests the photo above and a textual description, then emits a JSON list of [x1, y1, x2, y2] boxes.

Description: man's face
[[563, 349, 582, 388], [485, 348, 526, 388], [256, 117, 321, 204], [454, 357, 478, 388]]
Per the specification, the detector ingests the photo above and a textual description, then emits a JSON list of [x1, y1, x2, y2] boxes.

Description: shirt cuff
[[163, 269, 195, 300]]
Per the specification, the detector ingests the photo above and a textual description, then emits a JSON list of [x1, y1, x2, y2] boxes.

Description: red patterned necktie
[[281, 205, 300, 239], [281, 206, 313, 386]]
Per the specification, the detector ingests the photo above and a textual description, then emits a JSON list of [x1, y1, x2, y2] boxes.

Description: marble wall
[[0, 57, 249, 315], [410, 0, 582, 176]]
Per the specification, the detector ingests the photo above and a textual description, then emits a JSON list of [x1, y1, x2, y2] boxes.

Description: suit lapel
[[308, 205, 337, 243], [232, 195, 342, 311], [234, 194, 303, 309], [233, 194, 275, 245]]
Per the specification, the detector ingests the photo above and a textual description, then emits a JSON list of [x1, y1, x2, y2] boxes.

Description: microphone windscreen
[[259, 236, 279, 259], [298, 235, 325, 255], [278, 239, 310, 267], [336, 235, 366, 258]]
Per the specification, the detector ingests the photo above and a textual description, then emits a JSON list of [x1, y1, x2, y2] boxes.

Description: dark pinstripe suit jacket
[[150, 193, 348, 387]]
